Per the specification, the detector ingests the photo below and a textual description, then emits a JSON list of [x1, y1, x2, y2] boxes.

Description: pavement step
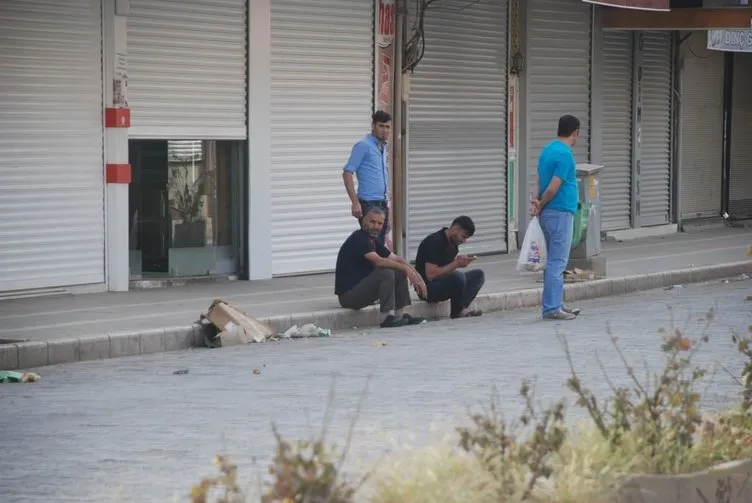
[[1, 260, 750, 371]]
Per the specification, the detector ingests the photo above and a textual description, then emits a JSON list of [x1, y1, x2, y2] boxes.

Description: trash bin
[[571, 163, 603, 260]]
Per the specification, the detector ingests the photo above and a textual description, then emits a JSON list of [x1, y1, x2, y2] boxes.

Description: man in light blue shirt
[[343, 111, 392, 246], [531, 114, 582, 321]]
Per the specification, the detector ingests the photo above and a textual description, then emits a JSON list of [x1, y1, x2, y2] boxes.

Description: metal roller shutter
[[600, 30, 633, 231], [128, 0, 248, 139], [270, 0, 373, 275], [729, 53, 752, 219], [406, 0, 508, 259], [679, 32, 724, 220], [0, 0, 105, 292], [639, 31, 673, 227], [526, 0, 592, 200]]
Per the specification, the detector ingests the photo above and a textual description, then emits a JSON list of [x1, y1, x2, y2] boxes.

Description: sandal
[[451, 309, 483, 319]]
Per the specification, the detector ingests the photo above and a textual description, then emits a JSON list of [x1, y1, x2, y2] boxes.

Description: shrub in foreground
[[189, 306, 752, 502]]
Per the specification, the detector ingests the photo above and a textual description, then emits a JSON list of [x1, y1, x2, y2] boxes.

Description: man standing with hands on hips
[[343, 111, 392, 246], [531, 114, 582, 321]]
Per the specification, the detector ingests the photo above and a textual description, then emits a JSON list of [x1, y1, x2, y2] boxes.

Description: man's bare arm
[[366, 252, 426, 297], [424, 261, 459, 281], [385, 253, 420, 276], [538, 176, 563, 209], [365, 252, 404, 270], [343, 172, 362, 218], [386, 252, 407, 264], [343, 172, 358, 204]]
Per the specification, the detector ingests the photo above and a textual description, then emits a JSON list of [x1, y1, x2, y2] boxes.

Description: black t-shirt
[[334, 229, 391, 295], [415, 227, 458, 282]]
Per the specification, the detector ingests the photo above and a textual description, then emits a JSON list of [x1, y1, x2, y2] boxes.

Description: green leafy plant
[[731, 329, 752, 413], [168, 154, 209, 223], [697, 323, 752, 467], [190, 455, 245, 503], [261, 378, 372, 503], [260, 424, 358, 503], [560, 308, 713, 473], [187, 307, 752, 503], [456, 381, 568, 501]]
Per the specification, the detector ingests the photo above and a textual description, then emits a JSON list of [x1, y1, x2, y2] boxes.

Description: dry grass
[[362, 413, 752, 503], [365, 443, 498, 503], [187, 409, 752, 503]]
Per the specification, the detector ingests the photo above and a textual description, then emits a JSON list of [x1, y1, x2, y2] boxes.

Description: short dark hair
[[557, 115, 580, 138], [364, 205, 386, 218], [451, 215, 475, 237], [372, 110, 392, 124]]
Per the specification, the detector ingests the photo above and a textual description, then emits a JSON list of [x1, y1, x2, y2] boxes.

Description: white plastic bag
[[517, 217, 547, 273]]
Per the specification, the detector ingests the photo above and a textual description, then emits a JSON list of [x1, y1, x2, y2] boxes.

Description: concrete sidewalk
[[0, 227, 750, 370]]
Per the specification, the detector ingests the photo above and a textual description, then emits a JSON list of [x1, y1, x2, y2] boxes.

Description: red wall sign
[[583, 0, 670, 10], [378, 0, 395, 48]]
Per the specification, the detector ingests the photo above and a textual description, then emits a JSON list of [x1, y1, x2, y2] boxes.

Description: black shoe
[[401, 313, 427, 325], [562, 305, 581, 316], [380, 314, 408, 328]]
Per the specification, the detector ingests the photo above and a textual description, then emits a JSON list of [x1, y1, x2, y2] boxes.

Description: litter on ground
[[0, 371, 40, 383], [198, 299, 332, 348]]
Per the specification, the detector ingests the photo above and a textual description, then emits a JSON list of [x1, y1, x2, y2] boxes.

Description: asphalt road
[[1, 278, 750, 502]]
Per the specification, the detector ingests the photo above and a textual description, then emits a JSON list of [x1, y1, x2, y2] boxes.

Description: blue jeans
[[423, 269, 485, 318], [539, 208, 574, 316]]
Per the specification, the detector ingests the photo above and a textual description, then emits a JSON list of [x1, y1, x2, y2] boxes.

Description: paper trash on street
[[0, 371, 40, 383], [204, 299, 275, 347], [282, 324, 332, 339]]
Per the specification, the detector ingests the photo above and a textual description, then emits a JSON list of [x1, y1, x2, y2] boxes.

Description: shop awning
[[583, 0, 669, 11], [602, 7, 752, 29]]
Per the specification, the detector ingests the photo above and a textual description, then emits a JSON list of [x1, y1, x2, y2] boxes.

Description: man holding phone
[[414, 216, 485, 319]]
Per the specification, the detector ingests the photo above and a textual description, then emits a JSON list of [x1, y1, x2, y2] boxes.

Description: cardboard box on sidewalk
[[205, 299, 274, 347]]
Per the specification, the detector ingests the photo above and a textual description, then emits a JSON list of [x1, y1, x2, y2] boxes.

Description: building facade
[[0, 0, 107, 293], [0, 0, 377, 294], [405, 0, 509, 260], [1, 0, 750, 296]]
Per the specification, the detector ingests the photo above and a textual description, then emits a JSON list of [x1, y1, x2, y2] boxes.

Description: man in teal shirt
[[531, 115, 582, 321]]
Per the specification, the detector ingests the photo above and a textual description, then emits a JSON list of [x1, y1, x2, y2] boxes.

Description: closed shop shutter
[[729, 53, 752, 219], [128, 0, 247, 139], [526, 0, 592, 199], [406, 0, 508, 259], [0, 0, 105, 292], [600, 30, 633, 231], [269, 0, 373, 275], [679, 32, 724, 220], [639, 31, 673, 227]]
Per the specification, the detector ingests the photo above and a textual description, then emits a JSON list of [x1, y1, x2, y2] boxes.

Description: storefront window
[[128, 140, 245, 279]]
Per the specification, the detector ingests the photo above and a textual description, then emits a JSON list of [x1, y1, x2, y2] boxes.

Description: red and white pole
[[103, 0, 130, 291]]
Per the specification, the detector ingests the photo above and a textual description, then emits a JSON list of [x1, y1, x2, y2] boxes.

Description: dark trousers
[[338, 268, 411, 313], [424, 270, 485, 317], [358, 199, 389, 246]]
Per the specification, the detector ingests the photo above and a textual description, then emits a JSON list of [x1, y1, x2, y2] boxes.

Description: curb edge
[[2, 260, 750, 371]]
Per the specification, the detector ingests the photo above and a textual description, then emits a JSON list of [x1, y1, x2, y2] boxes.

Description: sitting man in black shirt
[[414, 216, 485, 319], [335, 206, 428, 328]]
